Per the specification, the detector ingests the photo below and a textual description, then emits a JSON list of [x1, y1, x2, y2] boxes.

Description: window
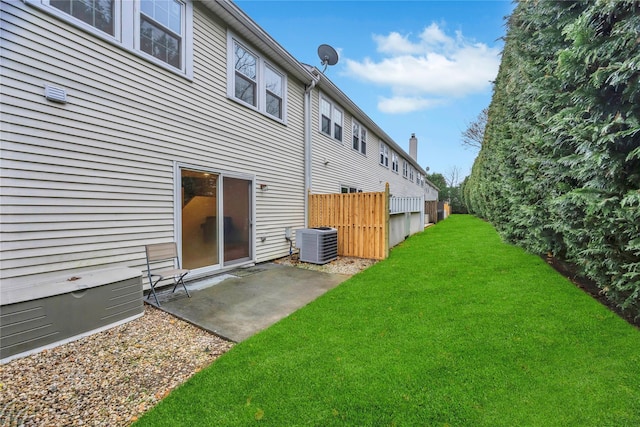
[[379, 142, 389, 167], [140, 0, 183, 69], [265, 64, 284, 118], [233, 42, 257, 107], [409, 166, 415, 182], [319, 95, 343, 141], [402, 160, 408, 179], [352, 121, 367, 155], [391, 152, 399, 173], [31, 0, 193, 76], [341, 185, 361, 193], [229, 37, 287, 121], [352, 122, 360, 151], [50, 0, 115, 35]]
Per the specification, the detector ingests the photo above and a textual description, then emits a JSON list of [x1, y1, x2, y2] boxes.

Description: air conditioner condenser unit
[[295, 227, 338, 264]]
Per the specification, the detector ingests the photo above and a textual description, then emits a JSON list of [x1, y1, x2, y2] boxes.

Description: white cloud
[[373, 32, 421, 55], [378, 96, 445, 114], [344, 23, 501, 114]]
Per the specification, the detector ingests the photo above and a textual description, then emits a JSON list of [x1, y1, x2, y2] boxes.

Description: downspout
[[303, 70, 320, 228]]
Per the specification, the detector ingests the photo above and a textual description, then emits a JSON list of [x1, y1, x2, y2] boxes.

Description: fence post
[[384, 182, 390, 258], [307, 189, 311, 228]]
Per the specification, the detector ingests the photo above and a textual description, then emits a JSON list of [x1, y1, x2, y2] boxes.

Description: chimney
[[409, 133, 418, 160]]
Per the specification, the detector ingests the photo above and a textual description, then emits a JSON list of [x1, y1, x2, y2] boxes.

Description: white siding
[[0, 1, 306, 291]]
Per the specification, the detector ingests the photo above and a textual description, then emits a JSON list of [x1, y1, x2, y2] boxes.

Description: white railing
[[389, 196, 424, 214]]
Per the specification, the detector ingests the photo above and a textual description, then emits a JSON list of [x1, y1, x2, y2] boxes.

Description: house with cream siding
[[1, 0, 314, 287], [0, 0, 437, 360], [307, 67, 437, 200]]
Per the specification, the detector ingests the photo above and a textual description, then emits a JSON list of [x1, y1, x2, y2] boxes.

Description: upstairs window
[[50, 0, 115, 35], [31, 0, 192, 76], [140, 0, 183, 69], [391, 152, 399, 173], [320, 95, 343, 141], [409, 166, 415, 182], [379, 142, 389, 167], [229, 36, 287, 121], [233, 42, 257, 107], [352, 121, 367, 155], [265, 64, 284, 119], [402, 160, 408, 179]]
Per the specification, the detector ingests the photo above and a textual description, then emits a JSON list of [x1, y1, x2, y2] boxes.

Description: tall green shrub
[[465, 0, 640, 317]]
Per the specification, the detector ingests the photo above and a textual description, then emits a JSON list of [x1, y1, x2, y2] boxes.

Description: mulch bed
[[543, 254, 639, 329]]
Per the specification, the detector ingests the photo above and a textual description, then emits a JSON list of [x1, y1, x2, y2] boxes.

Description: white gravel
[[0, 257, 375, 426], [274, 255, 377, 275], [0, 306, 233, 427]]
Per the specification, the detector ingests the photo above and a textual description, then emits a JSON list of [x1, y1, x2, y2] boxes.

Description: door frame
[[174, 162, 256, 277]]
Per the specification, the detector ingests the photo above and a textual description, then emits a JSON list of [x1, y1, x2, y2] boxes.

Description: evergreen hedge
[[464, 0, 640, 318]]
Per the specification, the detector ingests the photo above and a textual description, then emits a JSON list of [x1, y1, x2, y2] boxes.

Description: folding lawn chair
[[145, 242, 191, 306]]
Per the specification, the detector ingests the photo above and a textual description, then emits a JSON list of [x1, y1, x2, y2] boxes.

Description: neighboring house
[[308, 69, 436, 201], [0, 0, 437, 360]]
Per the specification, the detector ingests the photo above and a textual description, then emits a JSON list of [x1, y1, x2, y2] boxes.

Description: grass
[[135, 215, 640, 426]]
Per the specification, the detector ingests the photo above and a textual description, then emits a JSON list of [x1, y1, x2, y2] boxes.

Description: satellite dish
[[317, 44, 338, 73]]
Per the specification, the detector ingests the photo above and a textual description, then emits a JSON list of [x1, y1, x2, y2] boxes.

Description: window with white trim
[[229, 37, 287, 121], [402, 160, 408, 179], [140, 0, 183, 69], [265, 64, 284, 118], [379, 142, 389, 167], [409, 166, 415, 182], [31, 0, 192, 76], [319, 95, 343, 141], [352, 121, 367, 155], [341, 185, 361, 194], [50, 0, 116, 35], [391, 152, 399, 173], [233, 42, 257, 107]]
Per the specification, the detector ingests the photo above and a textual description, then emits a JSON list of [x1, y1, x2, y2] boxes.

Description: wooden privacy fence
[[308, 185, 389, 260], [425, 200, 438, 223]]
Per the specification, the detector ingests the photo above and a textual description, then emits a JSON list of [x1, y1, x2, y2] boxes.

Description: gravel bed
[[274, 255, 377, 275], [0, 306, 233, 427], [0, 257, 374, 426]]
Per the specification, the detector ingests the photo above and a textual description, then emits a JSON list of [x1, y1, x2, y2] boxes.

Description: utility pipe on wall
[[303, 70, 320, 228]]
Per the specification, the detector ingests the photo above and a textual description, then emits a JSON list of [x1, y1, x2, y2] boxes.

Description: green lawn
[[135, 215, 640, 426]]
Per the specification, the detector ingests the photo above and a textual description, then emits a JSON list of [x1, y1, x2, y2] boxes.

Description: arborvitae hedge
[[464, 0, 640, 318]]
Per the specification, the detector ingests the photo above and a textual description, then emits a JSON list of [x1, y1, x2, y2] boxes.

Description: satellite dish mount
[[317, 44, 338, 73]]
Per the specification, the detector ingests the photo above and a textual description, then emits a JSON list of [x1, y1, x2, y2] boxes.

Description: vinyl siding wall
[[309, 89, 430, 198], [0, 1, 306, 292]]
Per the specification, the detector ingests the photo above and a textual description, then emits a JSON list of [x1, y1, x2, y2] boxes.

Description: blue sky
[[235, 0, 515, 182]]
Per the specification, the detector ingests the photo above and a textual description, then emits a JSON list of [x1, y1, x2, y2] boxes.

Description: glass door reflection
[[181, 170, 219, 270]]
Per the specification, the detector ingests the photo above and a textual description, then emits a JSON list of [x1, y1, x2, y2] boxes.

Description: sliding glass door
[[181, 169, 219, 270], [179, 168, 253, 272], [223, 177, 252, 264]]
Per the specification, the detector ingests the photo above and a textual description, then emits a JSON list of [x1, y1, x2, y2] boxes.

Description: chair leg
[[148, 280, 161, 306], [172, 275, 191, 298]]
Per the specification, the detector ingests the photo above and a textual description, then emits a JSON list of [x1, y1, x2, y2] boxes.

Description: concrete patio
[[145, 263, 350, 342]]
